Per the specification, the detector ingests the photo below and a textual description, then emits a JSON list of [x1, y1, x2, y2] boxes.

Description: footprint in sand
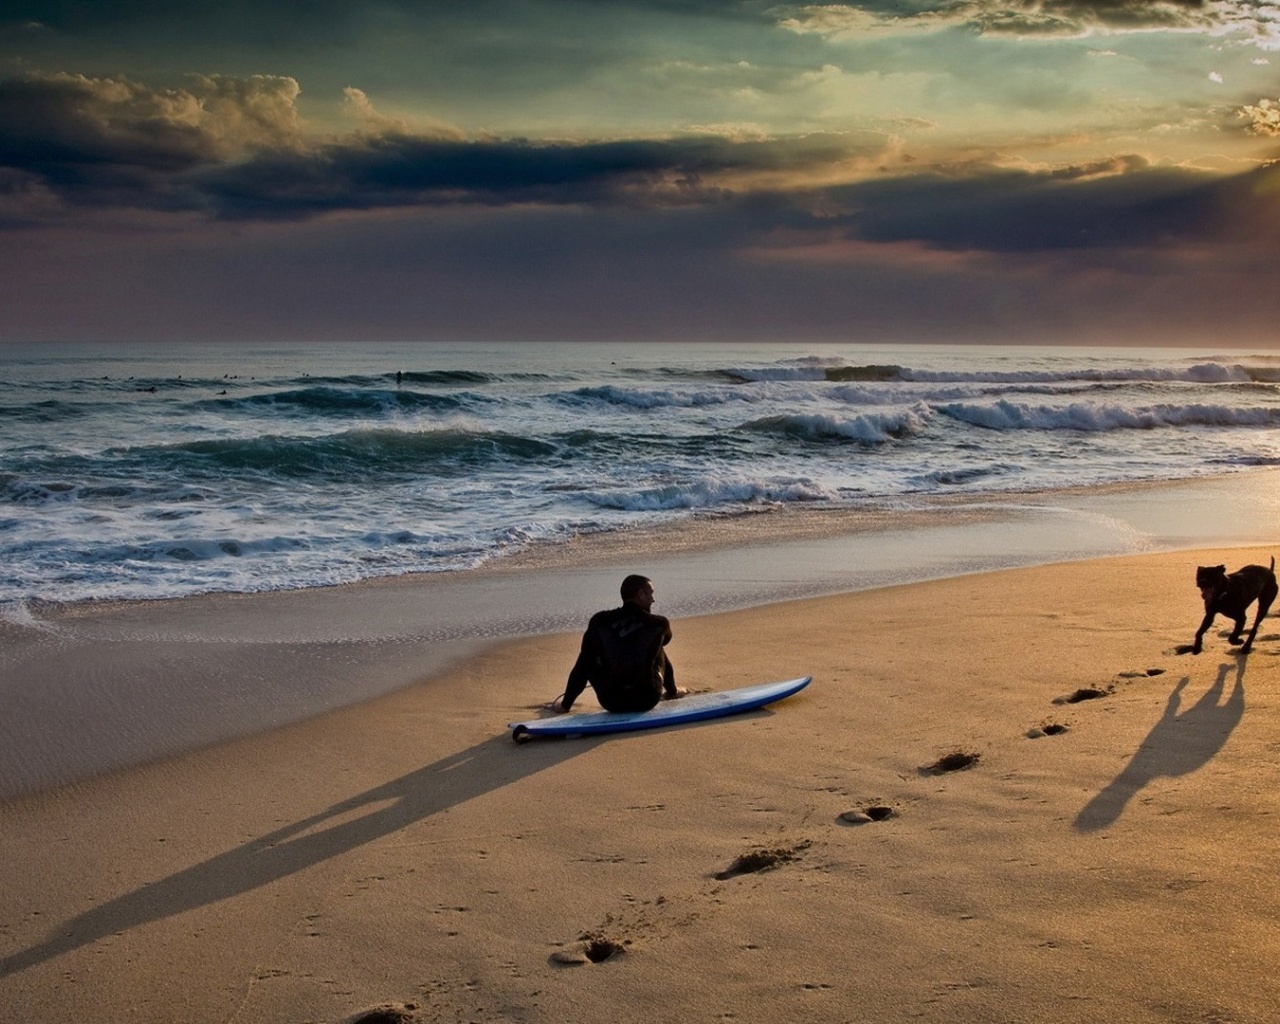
[[1027, 722, 1069, 738], [1117, 668, 1166, 678], [919, 751, 979, 775], [550, 934, 627, 965], [838, 805, 895, 824], [1053, 686, 1111, 705], [346, 1003, 420, 1024], [715, 840, 811, 880]]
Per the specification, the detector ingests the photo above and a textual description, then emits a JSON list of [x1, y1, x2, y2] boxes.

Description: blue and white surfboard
[[509, 675, 812, 742]]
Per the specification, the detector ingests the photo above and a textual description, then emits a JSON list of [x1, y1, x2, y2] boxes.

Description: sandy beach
[[4, 538, 1280, 1023]]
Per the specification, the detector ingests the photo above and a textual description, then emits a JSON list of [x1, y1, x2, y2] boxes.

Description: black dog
[[1192, 557, 1277, 655]]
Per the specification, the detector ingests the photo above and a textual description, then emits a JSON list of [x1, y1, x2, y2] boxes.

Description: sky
[[1, 0, 1279, 346]]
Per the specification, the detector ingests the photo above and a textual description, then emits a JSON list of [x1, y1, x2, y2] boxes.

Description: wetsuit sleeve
[[659, 617, 676, 696], [562, 622, 601, 711]]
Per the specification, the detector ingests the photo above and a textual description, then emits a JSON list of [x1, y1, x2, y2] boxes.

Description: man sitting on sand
[[553, 574, 687, 713]]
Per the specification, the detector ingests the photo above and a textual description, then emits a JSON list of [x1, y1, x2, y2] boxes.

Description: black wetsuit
[[563, 603, 677, 713]]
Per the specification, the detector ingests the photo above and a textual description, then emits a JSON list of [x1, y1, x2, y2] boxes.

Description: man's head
[[620, 574, 655, 611]]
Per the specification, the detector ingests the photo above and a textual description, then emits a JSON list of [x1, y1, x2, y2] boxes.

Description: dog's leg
[[1227, 610, 1248, 646], [1193, 610, 1216, 654], [1241, 583, 1278, 654]]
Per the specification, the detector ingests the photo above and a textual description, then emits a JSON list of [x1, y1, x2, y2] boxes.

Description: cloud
[[0, 72, 307, 221], [3, 69, 1277, 271], [0, 71, 890, 222], [0, 71, 302, 164], [1, 73, 213, 171], [1240, 97, 1280, 135], [198, 135, 740, 219], [191, 74, 305, 152], [341, 86, 419, 137], [777, 0, 1280, 47], [758, 156, 1280, 258]]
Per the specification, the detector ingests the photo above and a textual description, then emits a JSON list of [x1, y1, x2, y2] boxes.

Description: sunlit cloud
[[1240, 97, 1280, 135], [0, 71, 304, 162], [777, 0, 1280, 47]]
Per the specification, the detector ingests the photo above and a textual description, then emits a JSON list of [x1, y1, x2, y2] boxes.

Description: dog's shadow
[[1073, 660, 1245, 832]]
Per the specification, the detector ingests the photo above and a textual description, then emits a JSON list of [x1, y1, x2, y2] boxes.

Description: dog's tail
[[1272, 556, 1275, 572]]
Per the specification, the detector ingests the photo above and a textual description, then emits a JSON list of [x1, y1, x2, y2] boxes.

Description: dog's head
[[1196, 564, 1227, 599]]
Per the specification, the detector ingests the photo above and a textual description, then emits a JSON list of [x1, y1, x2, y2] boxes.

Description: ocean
[[4, 340, 1280, 608]]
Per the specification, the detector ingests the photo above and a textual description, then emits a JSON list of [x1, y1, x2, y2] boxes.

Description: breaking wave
[[936, 399, 1280, 432], [743, 406, 931, 443]]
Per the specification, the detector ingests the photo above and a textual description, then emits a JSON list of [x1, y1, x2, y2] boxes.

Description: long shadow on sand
[[1073, 660, 1245, 833], [0, 732, 591, 979]]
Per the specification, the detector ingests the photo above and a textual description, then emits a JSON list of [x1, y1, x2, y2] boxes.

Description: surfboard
[[509, 675, 812, 742]]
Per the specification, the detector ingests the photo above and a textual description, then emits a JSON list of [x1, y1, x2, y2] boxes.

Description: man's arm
[[558, 623, 600, 712], [655, 615, 684, 698]]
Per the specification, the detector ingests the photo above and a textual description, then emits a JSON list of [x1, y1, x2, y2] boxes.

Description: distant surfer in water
[[553, 574, 687, 713]]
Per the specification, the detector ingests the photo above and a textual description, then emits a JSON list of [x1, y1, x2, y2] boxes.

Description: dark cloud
[[826, 159, 1251, 252], [0, 73, 215, 172], [200, 136, 738, 219], [200, 131, 870, 219], [0, 72, 306, 217], [0, 72, 859, 220], [176, 146, 1280, 260]]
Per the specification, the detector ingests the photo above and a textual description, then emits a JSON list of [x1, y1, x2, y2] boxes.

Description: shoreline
[[9, 466, 1280, 619], [3, 544, 1280, 1022], [3, 469, 1280, 800], [479, 466, 1280, 572]]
